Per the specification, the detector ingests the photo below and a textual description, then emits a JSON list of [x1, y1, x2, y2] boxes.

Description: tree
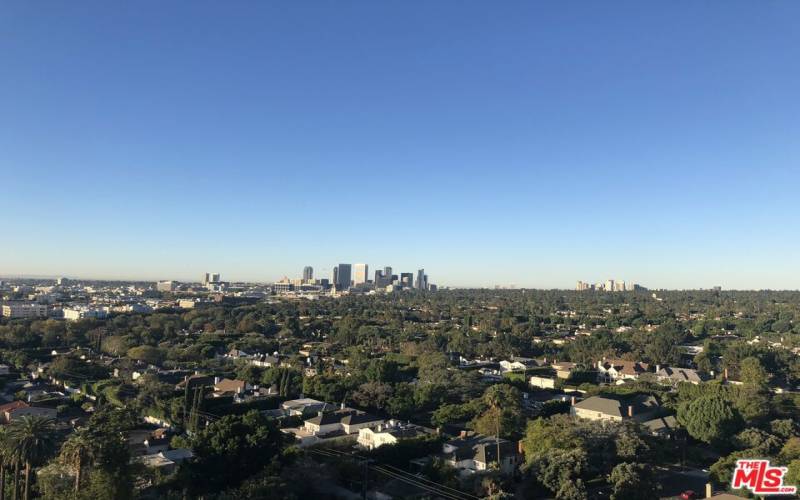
[[609, 462, 659, 500], [351, 382, 393, 411], [733, 428, 781, 454], [780, 437, 800, 463], [186, 411, 287, 494], [534, 448, 587, 500], [126, 345, 165, 365], [678, 395, 741, 444], [786, 460, 800, 490], [8, 416, 57, 500], [740, 357, 770, 388], [472, 385, 523, 439], [0, 426, 17, 500], [385, 383, 416, 419], [522, 415, 582, 467], [59, 428, 94, 493]]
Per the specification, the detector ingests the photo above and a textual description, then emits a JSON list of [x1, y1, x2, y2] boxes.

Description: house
[[280, 398, 334, 417], [303, 408, 384, 437], [597, 359, 651, 383], [212, 378, 251, 396], [225, 348, 250, 359], [0, 401, 57, 423], [570, 394, 660, 422], [551, 361, 578, 379], [440, 432, 521, 476], [499, 357, 538, 373], [175, 373, 215, 391], [250, 353, 283, 368], [357, 420, 435, 450], [143, 428, 171, 453], [529, 375, 556, 389], [641, 415, 678, 437], [656, 366, 705, 385], [136, 448, 194, 474], [283, 406, 384, 447]]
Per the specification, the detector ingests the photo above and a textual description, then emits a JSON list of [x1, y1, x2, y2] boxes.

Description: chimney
[[518, 440, 524, 455], [656, 364, 661, 373], [570, 396, 576, 406], [340, 402, 345, 410], [705, 482, 713, 498], [460, 430, 467, 439], [724, 368, 729, 380], [627, 405, 634, 418]]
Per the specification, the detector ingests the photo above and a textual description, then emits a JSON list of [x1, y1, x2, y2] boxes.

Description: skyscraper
[[416, 269, 426, 290], [354, 263, 368, 285], [336, 264, 352, 289], [303, 266, 314, 282], [400, 273, 413, 289]]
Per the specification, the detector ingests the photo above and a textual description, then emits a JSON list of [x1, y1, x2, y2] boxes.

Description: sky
[[1, 1, 799, 289]]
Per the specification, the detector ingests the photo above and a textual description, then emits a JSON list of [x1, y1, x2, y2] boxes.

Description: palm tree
[[8, 416, 57, 500], [0, 426, 16, 500], [59, 428, 94, 493]]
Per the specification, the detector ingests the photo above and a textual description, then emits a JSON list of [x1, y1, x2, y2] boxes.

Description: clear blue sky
[[2, 2, 799, 289]]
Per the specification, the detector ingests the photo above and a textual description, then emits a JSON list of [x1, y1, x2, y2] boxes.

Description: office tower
[[332, 267, 338, 287], [423, 274, 429, 290], [400, 273, 413, 288], [203, 273, 210, 285], [303, 266, 314, 282], [615, 280, 626, 292], [416, 269, 425, 290], [156, 280, 176, 292], [383, 266, 392, 279], [354, 263, 368, 285], [336, 264, 352, 289], [210, 273, 220, 283], [605, 279, 615, 292], [374, 270, 384, 286]]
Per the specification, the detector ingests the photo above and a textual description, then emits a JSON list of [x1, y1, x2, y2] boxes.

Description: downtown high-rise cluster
[[575, 279, 644, 292], [274, 263, 435, 294]]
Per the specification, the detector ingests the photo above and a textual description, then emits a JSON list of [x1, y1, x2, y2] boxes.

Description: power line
[[318, 447, 479, 499], [307, 448, 472, 500]]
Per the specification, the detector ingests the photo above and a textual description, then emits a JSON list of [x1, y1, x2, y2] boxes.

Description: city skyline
[[2, 2, 800, 289]]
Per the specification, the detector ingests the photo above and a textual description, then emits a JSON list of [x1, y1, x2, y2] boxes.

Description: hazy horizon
[[3, 2, 799, 289]]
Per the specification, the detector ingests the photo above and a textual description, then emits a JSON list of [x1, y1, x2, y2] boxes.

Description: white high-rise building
[[354, 263, 369, 285]]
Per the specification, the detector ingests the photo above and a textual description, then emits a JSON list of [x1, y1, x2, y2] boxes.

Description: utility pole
[[361, 458, 368, 500]]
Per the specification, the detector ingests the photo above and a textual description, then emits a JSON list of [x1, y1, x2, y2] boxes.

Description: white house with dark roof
[[282, 405, 385, 447], [597, 359, 651, 383], [303, 408, 384, 436], [440, 432, 521, 476], [499, 357, 538, 373], [357, 420, 435, 450]]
